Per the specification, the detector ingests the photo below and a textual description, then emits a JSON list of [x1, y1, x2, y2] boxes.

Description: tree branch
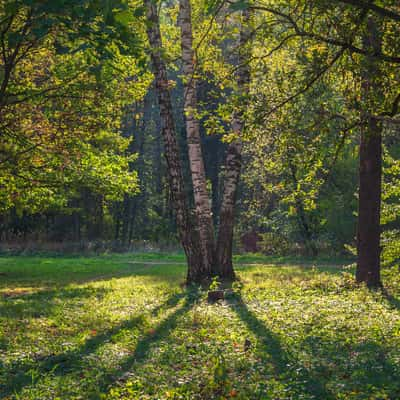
[[337, 0, 400, 22], [250, 4, 400, 64]]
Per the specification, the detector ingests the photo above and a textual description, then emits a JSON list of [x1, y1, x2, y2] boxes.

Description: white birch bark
[[179, 0, 215, 273]]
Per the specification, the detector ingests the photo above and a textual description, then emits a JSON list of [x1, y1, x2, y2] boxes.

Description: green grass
[[0, 254, 399, 399]]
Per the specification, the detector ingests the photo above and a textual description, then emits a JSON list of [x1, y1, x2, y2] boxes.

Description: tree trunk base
[[207, 288, 235, 303], [355, 272, 382, 289], [207, 290, 225, 303]]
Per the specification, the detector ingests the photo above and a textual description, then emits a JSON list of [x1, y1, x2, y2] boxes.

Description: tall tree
[[179, 0, 215, 274], [145, 0, 208, 283], [356, 16, 383, 287], [231, 0, 399, 284], [145, 0, 255, 282], [216, 8, 251, 278]]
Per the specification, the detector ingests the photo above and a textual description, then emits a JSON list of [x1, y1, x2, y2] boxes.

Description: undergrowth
[[0, 255, 399, 399]]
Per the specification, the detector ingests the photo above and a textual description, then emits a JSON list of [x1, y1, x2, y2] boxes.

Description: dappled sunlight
[[1, 256, 400, 398], [0, 289, 196, 399]]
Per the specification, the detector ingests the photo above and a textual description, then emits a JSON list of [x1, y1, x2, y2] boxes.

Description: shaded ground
[[0, 254, 399, 399]]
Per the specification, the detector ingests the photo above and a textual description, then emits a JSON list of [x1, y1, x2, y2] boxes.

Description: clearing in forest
[[0, 254, 399, 399]]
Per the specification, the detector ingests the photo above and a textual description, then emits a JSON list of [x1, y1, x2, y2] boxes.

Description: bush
[[258, 232, 290, 255]]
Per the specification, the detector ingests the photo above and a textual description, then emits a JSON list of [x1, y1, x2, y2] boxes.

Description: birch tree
[[144, 0, 255, 282], [179, 0, 216, 274], [145, 0, 209, 283]]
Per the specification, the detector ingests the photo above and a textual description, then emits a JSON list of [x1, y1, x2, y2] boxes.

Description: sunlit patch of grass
[[0, 254, 399, 399]]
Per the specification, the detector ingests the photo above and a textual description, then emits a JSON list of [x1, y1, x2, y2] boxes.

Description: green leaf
[[114, 10, 134, 27]]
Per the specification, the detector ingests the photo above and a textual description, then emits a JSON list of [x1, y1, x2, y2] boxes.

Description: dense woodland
[[1, 0, 400, 286]]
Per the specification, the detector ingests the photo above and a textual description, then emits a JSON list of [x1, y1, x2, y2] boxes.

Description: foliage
[[0, 0, 151, 214], [240, 78, 359, 253], [258, 232, 290, 255], [382, 146, 400, 268]]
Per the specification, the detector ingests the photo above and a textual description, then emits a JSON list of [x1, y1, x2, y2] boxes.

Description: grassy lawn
[[0, 254, 400, 399]]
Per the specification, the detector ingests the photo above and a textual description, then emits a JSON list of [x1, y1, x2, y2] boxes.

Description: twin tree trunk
[[356, 16, 383, 287], [146, 0, 250, 283], [145, 0, 207, 283]]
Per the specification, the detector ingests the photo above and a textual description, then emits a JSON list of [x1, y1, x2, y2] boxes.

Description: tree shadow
[[228, 293, 335, 399], [0, 288, 199, 398], [0, 314, 145, 397], [95, 286, 200, 394], [381, 288, 400, 310], [301, 334, 400, 397]]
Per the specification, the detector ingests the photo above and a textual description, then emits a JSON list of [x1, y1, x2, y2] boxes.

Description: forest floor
[[0, 253, 399, 400]]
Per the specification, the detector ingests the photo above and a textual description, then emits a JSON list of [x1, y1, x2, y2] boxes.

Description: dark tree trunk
[[124, 93, 152, 246], [356, 117, 382, 286], [216, 9, 251, 279], [145, 0, 208, 283], [216, 141, 242, 279], [114, 206, 121, 242], [128, 199, 139, 244], [197, 77, 226, 229], [356, 16, 383, 288], [211, 173, 220, 227]]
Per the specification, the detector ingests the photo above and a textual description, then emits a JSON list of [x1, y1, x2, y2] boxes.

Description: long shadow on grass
[[301, 334, 400, 397], [95, 286, 200, 395], [382, 288, 400, 311], [228, 293, 335, 400], [0, 290, 190, 398]]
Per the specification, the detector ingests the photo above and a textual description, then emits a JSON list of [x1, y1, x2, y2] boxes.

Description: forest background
[[1, 0, 399, 283]]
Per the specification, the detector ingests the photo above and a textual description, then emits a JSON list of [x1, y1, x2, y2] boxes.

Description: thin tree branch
[[250, 4, 400, 64], [337, 0, 400, 22]]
